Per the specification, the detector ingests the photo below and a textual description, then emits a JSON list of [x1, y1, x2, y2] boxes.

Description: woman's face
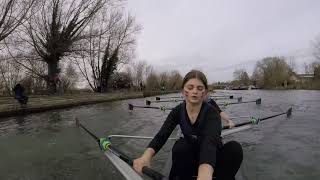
[[182, 78, 207, 104]]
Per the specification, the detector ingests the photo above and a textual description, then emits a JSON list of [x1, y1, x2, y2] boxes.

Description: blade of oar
[[75, 118, 164, 180], [222, 107, 292, 129], [129, 104, 173, 111]]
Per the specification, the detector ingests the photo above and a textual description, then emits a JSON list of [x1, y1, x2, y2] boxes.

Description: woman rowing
[[133, 70, 243, 180]]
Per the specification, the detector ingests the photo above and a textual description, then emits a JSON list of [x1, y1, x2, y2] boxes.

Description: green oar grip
[[250, 116, 259, 124], [160, 106, 166, 111], [99, 138, 111, 151]]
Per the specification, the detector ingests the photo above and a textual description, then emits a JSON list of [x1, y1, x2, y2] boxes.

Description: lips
[[191, 96, 198, 100]]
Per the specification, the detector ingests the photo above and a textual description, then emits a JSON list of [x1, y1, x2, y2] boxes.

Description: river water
[[0, 90, 319, 180]]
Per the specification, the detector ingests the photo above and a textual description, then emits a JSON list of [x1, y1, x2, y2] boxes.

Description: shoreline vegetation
[[2, 87, 319, 119], [0, 90, 179, 119]]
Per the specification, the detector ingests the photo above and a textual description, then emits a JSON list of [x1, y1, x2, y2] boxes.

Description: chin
[[188, 98, 202, 104]]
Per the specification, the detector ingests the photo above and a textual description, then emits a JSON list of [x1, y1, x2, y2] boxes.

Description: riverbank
[[0, 90, 179, 119]]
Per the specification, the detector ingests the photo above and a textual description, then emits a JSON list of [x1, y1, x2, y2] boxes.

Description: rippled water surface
[[0, 90, 319, 180]]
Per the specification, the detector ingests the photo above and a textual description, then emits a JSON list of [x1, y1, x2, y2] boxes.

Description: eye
[[186, 85, 193, 90], [197, 86, 204, 91]]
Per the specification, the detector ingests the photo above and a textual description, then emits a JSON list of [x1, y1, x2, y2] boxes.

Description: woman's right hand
[[133, 155, 151, 174]]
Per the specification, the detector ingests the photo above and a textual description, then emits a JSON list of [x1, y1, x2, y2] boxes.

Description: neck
[[186, 101, 202, 113]]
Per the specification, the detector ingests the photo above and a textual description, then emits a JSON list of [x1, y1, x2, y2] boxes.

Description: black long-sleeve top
[[148, 102, 222, 168], [207, 98, 222, 113]]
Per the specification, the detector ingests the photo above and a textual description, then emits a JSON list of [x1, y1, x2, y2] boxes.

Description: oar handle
[[142, 166, 164, 180], [222, 121, 251, 129], [109, 145, 164, 180]]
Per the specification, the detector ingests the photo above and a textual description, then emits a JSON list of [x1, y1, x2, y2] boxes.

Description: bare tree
[[129, 60, 146, 88], [0, 55, 24, 95], [21, 58, 47, 93], [12, 0, 105, 93], [74, 7, 141, 92], [61, 62, 78, 91], [287, 56, 297, 73], [146, 72, 159, 90], [0, 0, 35, 42], [159, 72, 168, 90], [144, 64, 153, 81], [167, 70, 182, 90], [233, 68, 250, 86]]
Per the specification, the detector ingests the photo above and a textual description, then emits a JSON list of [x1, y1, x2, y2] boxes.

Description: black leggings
[[169, 138, 243, 180]]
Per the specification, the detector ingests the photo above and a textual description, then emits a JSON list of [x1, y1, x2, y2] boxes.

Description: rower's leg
[[169, 138, 198, 180], [214, 141, 243, 180]]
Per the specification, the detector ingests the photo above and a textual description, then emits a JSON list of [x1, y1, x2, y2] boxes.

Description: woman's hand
[[133, 156, 151, 174], [228, 119, 235, 128], [197, 164, 213, 180], [133, 148, 155, 174], [220, 112, 235, 128]]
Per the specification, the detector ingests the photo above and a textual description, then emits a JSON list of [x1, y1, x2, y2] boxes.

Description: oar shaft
[[79, 123, 99, 142], [132, 105, 173, 110], [134, 105, 161, 109], [228, 100, 255, 105], [156, 96, 182, 100], [77, 122, 164, 180], [152, 100, 183, 103], [230, 116, 251, 119], [259, 112, 286, 121], [108, 135, 177, 140]]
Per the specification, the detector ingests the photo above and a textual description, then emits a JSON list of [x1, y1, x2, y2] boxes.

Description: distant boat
[[248, 85, 257, 90], [231, 85, 248, 90]]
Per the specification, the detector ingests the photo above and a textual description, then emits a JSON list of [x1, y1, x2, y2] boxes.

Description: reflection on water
[[15, 115, 25, 125], [15, 115, 26, 134], [0, 91, 320, 180]]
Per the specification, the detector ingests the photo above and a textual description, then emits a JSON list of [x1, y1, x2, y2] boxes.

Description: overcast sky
[[126, 0, 320, 83]]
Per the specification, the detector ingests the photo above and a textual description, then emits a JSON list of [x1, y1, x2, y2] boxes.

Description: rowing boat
[[104, 150, 144, 180], [106, 124, 254, 180], [77, 107, 292, 180]]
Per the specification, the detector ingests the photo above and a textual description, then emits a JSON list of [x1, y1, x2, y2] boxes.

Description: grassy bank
[[0, 91, 179, 119]]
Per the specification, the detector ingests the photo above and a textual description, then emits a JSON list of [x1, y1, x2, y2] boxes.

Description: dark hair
[[181, 70, 208, 89]]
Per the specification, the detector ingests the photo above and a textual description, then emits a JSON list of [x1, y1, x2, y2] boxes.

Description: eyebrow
[[186, 84, 204, 88]]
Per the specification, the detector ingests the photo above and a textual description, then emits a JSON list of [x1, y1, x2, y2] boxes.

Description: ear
[[181, 89, 187, 97]]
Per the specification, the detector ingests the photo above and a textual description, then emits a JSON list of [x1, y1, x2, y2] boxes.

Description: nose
[[191, 88, 198, 94]]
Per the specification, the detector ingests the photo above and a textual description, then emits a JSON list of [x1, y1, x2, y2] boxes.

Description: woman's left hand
[[228, 120, 235, 128]]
